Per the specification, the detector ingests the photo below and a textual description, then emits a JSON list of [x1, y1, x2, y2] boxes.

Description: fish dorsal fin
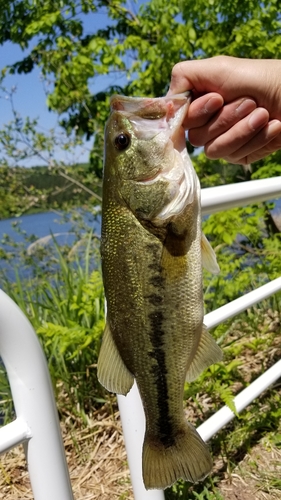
[[186, 324, 223, 382], [201, 233, 220, 274], [97, 320, 134, 395]]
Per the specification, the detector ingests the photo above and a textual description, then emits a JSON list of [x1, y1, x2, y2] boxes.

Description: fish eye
[[114, 133, 131, 151]]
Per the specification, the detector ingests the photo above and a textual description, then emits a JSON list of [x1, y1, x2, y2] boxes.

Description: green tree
[[0, 0, 281, 299], [1, 0, 280, 176], [1, 6, 281, 497], [0, 85, 102, 218]]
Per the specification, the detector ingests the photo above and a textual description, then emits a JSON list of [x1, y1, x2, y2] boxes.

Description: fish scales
[[98, 93, 222, 490]]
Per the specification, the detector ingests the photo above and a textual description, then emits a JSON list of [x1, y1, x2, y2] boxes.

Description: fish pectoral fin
[[143, 421, 212, 489], [186, 325, 223, 382], [201, 233, 220, 274], [97, 321, 134, 396]]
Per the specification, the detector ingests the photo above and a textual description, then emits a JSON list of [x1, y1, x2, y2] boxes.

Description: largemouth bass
[[97, 93, 222, 490]]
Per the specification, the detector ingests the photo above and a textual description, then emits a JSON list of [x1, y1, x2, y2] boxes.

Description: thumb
[[168, 58, 227, 97]]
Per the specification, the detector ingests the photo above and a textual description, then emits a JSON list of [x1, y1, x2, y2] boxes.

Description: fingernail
[[205, 96, 223, 113], [248, 109, 269, 130], [236, 98, 256, 117], [267, 119, 281, 135]]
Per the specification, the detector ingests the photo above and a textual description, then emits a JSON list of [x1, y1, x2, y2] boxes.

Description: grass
[[0, 406, 131, 500], [160, 290, 281, 499], [0, 225, 106, 422], [0, 210, 281, 498], [2, 378, 281, 499]]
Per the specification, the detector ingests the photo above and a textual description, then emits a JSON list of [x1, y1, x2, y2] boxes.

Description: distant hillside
[[0, 164, 102, 219]]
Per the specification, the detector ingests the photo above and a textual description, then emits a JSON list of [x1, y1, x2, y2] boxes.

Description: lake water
[[1, 197, 280, 242], [0, 197, 280, 281], [0, 210, 100, 243], [0, 210, 101, 281]]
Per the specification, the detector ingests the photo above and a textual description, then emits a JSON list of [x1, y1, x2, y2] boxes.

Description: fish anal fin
[[97, 321, 134, 395], [201, 233, 220, 274], [143, 421, 212, 489], [186, 324, 223, 382]]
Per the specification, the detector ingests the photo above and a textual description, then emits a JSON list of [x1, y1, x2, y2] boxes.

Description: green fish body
[[97, 93, 222, 489]]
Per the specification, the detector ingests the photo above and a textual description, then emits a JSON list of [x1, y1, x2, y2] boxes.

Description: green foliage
[[192, 488, 224, 500], [36, 269, 104, 358], [0, 163, 101, 219], [0, 365, 14, 424], [0, 3, 281, 497], [181, 0, 281, 58], [1, 0, 281, 175], [1, 221, 106, 421], [165, 291, 281, 499], [0, 86, 102, 217], [202, 200, 281, 313], [192, 153, 248, 189], [165, 476, 224, 499]]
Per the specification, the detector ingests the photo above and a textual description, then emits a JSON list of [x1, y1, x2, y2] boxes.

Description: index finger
[[183, 93, 224, 129]]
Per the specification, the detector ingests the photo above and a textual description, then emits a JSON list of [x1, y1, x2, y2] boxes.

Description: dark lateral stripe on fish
[[149, 275, 165, 287], [146, 241, 175, 447], [144, 293, 163, 306], [148, 310, 175, 447]]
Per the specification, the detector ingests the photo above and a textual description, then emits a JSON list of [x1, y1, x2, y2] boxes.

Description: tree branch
[[58, 170, 102, 202]]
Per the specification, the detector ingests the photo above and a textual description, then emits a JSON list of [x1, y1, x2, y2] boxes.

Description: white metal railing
[[201, 176, 281, 215], [0, 291, 74, 500], [117, 176, 281, 500], [0, 176, 280, 499]]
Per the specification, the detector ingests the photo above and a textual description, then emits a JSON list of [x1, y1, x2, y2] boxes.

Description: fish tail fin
[[142, 422, 212, 490]]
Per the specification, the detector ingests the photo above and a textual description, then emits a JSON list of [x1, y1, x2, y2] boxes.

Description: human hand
[[168, 56, 281, 164]]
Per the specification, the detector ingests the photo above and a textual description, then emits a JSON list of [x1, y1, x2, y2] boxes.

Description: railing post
[[0, 290, 74, 500], [118, 277, 281, 498], [118, 386, 165, 500]]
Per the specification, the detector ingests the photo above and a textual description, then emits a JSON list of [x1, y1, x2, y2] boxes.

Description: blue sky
[[0, 7, 137, 166], [0, 8, 130, 126], [1, 42, 58, 130], [0, 42, 94, 166]]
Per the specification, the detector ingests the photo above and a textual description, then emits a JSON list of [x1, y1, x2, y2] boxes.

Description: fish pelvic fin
[[142, 421, 212, 489], [97, 320, 134, 395], [201, 233, 220, 274], [186, 324, 223, 383]]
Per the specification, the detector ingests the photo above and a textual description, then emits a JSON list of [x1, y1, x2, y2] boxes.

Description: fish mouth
[[110, 92, 190, 118], [110, 93, 190, 142], [111, 93, 191, 185], [110, 93, 197, 220]]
